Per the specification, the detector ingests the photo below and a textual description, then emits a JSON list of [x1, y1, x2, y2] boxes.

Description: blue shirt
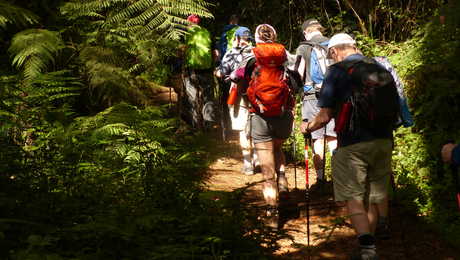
[[318, 53, 393, 147], [453, 144, 460, 167]]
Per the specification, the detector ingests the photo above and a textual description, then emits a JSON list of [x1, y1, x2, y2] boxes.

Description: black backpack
[[338, 57, 400, 134]]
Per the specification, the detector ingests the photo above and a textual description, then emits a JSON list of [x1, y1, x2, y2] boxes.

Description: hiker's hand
[[214, 68, 222, 78], [441, 143, 457, 163], [300, 121, 310, 134]]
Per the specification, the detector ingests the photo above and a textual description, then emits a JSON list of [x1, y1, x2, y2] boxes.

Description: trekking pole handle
[[302, 119, 312, 143], [303, 119, 312, 187]]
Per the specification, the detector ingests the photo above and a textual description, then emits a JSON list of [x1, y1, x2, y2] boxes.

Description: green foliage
[[0, 102, 267, 259], [388, 1, 460, 245], [0, 0, 39, 29], [8, 29, 65, 83]]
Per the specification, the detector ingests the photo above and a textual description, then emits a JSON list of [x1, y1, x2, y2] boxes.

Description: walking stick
[[293, 119, 298, 190], [303, 119, 312, 256], [320, 126, 327, 190]]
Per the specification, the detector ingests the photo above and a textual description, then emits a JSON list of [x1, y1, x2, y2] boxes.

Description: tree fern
[[61, 0, 213, 40], [8, 29, 65, 83], [0, 0, 39, 29]]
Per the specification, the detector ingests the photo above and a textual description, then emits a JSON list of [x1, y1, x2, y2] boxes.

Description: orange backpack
[[247, 43, 294, 117]]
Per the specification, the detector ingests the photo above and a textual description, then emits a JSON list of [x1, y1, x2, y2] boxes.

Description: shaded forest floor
[[203, 131, 459, 260]]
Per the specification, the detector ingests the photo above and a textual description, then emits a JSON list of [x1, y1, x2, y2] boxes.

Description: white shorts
[[229, 96, 250, 131]]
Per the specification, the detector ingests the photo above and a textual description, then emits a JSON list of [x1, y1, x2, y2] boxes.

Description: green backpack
[[185, 25, 213, 70]]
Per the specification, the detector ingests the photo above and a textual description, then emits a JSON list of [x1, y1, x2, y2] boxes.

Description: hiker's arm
[[300, 108, 333, 133], [442, 143, 460, 167]]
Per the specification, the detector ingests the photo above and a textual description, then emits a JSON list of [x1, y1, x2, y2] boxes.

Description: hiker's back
[[247, 43, 293, 117]]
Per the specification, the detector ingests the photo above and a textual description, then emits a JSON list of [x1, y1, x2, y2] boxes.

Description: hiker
[[181, 14, 217, 129], [214, 26, 260, 175], [234, 24, 305, 229], [215, 14, 240, 64], [296, 18, 337, 186], [214, 14, 240, 140], [301, 33, 399, 259], [442, 142, 460, 166]]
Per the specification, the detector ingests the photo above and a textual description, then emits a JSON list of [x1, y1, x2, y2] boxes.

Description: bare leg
[[368, 202, 380, 233], [313, 136, 337, 181], [273, 138, 288, 192], [255, 141, 277, 207], [326, 136, 337, 156], [239, 131, 253, 173], [347, 199, 378, 258], [346, 199, 371, 235], [312, 138, 324, 180]]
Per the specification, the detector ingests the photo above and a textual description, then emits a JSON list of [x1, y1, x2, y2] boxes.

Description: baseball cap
[[327, 33, 356, 49], [187, 14, 200, 24], [327, 33, 356, 58], [235, 26, 252, 38], [301, 18, 324, 31]]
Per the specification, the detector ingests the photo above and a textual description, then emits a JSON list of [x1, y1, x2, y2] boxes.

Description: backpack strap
[[296, 42, 314, 87]]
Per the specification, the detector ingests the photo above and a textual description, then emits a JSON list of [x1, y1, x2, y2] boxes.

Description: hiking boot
[[350, 248, 379, 260], [265, 207, 279, 230], [375, 221, 391, 240], [253, 164, 262, 173], [241, 165, 254, 175], [316, 178, 327, 186]]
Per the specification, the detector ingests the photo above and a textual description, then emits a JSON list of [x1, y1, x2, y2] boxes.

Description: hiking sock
[[242, 150, 252, 167], [316, 169, 324, 181], [376, 216, 390, 240], [278, 171, 288, 193], [358, 233, 376, 249], [377, 216, 388, 226]]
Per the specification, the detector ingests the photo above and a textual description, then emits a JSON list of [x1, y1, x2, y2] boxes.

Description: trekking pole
[[219, 80, 228, 142], [321, 126, 327, 190], [293, 118, 298, 190], [303, 119, 312, 257]]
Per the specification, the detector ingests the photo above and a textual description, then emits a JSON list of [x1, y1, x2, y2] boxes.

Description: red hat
[[187, 14, 200, 24]]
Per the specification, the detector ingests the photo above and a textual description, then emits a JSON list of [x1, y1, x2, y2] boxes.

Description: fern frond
[[21, 70, 83, 105], [109, 0, 156, 24], [92, 123, 130, 139], [110, 0, 213, 39], [79, 46, 122, 66], [61, 0, 213, 40], [0, 0, 39, 29], [8, 29, 65, 82], [60, 0, 128, 20]]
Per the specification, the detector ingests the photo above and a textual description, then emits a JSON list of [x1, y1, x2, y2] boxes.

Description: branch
[[341, 0, 368, 36]]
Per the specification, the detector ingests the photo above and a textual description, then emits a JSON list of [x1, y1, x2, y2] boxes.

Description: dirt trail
[[204, 132, 459, 260]]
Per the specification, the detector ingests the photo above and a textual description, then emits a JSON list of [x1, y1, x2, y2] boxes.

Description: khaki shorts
[[332, 138, 392, 203]]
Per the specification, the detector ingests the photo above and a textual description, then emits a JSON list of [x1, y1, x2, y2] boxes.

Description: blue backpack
[[296, 39, 329, 94]]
